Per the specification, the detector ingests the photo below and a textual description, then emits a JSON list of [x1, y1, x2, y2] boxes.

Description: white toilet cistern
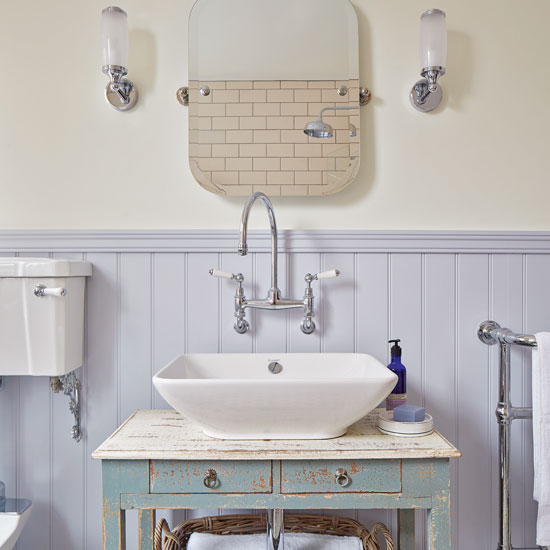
[[0, 257, 91, 550]]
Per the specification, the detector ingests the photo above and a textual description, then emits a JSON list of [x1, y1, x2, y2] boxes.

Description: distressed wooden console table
[[92, 409, 460, 550]]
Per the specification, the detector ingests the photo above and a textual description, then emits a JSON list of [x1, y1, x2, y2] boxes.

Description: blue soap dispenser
[[386, 339, 407, 411]]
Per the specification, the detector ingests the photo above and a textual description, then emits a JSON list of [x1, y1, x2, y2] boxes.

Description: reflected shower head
[[303, 118, 334, 139], [304, 105, 360, 139]]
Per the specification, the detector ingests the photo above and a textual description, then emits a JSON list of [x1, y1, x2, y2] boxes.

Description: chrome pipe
[[478, 320, 537, 348], [478, 321, 541, 550], [238, 192, 279, 296], [510, 407, 533, 420], [267, 509, 284, 550]]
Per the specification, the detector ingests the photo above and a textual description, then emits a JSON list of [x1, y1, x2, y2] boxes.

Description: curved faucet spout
[[238, 192, 279, 295]]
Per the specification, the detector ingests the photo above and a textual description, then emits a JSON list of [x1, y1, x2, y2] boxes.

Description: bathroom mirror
[[188, 0, 361, 196]]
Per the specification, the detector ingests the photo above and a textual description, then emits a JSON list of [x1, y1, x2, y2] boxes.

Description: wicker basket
[[154, 513, 394, 550]]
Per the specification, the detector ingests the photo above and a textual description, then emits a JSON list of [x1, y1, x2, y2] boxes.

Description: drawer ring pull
[[203, 468, 219, 489], [334, 468, 351, 487]]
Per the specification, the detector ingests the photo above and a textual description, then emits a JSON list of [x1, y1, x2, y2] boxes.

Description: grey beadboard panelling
[[84, 253, 119, 550], [0, 230, 545, 550], [457, 255, 491, 550]]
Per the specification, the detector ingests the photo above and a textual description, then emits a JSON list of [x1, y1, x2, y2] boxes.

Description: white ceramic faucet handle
[[209, 269, 234, 280], [315, 269, 340, 280]]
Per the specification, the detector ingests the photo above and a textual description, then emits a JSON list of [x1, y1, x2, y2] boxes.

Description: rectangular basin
[[153, 353, 397, 440]]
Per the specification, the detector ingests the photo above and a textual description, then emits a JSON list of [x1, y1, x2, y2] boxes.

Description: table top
[[92, 409, 461, 461]]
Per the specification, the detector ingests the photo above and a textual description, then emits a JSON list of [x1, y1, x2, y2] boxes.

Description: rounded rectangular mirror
[[188, 0, 360, 196]]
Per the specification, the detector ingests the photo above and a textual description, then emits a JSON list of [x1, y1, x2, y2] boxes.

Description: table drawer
[[150, 460, 272, 494], [281, 459, 401, 493]]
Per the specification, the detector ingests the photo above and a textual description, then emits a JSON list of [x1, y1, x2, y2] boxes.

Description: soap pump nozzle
[[388, 338, 402, 357]]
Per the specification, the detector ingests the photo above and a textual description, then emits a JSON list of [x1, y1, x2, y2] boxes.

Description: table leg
[[138, 509, 156, 550], [102, 494, 126, 550], [102, 460, 149, 550], [427, 498, 451, 550], [398, 510, 415, 550], [427, 460, 452, 550]]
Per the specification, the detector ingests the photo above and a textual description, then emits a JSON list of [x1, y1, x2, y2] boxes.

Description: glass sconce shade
[[101, 6, 137, 110], [419, 9, 447, 69], [101, 6, 129, 68]]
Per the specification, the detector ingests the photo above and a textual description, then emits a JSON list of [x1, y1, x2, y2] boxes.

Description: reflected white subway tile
[[240, 117, 267, 130], [240, 144, 267, 157], [226, 157, 253, 171], [212, 144, 239, 157], [240, 89, 267, 102], [253, 81, 281, 89], [253, 158, 281, 171], [267, 144, 294, 157], [240, 171, 267, 185], [226, 130, 253, 144]]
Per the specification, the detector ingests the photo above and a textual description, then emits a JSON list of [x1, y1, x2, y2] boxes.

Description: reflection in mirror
[[188, 0, 361, 196]]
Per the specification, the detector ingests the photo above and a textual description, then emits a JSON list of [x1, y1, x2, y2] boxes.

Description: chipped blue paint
[[150, 460, 272, 494], [102, 460, 149, 550], [101, 458, 453, 550], [138, 510, 155, 550], [121, 492, 432, 510], [281, 459, 401, 494], [427, 460, 452, 550]]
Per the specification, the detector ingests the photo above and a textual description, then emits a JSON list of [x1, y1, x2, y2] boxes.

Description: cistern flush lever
[[33, 284, 67, 297]]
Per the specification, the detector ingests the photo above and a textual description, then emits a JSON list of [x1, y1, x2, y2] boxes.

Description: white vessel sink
[[153, 353, 397, 440]]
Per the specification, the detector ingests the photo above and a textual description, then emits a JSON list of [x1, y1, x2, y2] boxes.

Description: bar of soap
[[393, 404, 426, 423]]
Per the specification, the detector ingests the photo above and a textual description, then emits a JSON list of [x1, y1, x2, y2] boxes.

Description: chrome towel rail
[[478, 320, 537, 348], [478, 321, 546, 550]]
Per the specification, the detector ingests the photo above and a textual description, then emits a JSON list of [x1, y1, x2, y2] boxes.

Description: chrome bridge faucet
[[209, 192, 340, 334]]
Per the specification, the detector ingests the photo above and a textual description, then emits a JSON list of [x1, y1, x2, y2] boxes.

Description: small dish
[[378, 410, 434, 437]]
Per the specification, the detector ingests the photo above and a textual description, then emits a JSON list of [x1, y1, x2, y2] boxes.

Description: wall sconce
[[410, 9, 447, 113], [101, 6, 138, 111]]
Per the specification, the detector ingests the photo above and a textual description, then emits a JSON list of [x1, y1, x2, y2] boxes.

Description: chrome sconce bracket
[[103, 64, 138, 111], [176, 86, 189, 106], [50, 371, 82, 442], [409, 66, 445, 113], [359, 87, 371, 106]]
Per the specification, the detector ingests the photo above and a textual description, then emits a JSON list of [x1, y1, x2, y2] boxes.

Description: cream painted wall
[[0, 0, 548, 230]]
